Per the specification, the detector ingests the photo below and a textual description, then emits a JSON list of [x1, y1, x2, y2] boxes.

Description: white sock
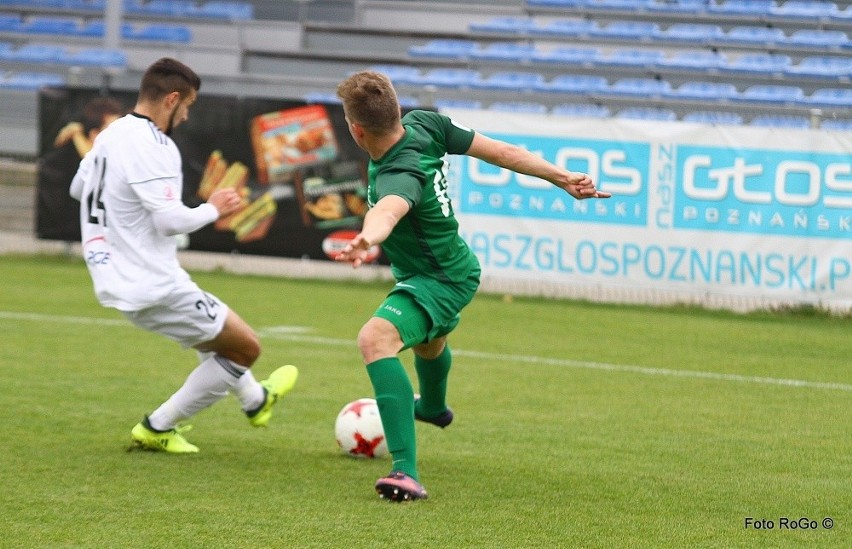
[[147, 355, 246, 431], [234, 368, 266, 413]]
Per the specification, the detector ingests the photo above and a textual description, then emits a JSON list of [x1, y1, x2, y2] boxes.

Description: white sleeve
[[132, 178, 219, 236], [69, 152, 93, 200], [151, 202, 218, 236]]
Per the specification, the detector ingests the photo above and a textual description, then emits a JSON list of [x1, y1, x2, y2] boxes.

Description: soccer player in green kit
[[335, 71, 611, 501]]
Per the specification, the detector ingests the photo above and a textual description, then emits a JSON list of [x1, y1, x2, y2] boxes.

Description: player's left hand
[[208, 188, 244, 217]]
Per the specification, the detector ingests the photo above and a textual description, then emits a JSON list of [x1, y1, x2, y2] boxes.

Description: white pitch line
[[0, 311, 129, 326], [4, 311, 851, 392]]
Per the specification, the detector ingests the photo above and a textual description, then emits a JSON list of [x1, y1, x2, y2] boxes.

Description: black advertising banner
[[36, 88, 135, 242], [36, 88, 386, 265]]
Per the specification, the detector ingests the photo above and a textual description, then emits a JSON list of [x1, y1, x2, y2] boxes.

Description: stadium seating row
[[0, 69, 64, 89], [470, 17, 852, 51], [525, 0, 852, 22], [303, 90, 852, 129], [408, 41, 852, 81], [0, 0, 253, 20], [0, 14, 191, 42], [0, 41, 126, 67]]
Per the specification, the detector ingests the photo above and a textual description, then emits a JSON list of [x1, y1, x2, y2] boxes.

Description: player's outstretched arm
[[148, 187, 243, 237], [336, 194, 409, 268], [465, 133, 611, 200]]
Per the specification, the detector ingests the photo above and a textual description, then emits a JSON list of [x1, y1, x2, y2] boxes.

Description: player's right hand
[[335, 233, 371, 268]]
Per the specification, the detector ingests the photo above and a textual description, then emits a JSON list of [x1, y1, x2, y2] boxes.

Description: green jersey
[[368, 110, 480, 283]]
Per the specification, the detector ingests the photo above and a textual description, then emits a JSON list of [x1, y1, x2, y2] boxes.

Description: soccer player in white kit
[[70, 58, 298, 453]]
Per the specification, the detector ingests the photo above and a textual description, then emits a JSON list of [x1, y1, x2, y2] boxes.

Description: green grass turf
[[0, 255, 849, 548]]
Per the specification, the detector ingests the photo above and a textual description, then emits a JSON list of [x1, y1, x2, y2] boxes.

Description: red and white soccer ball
[[335, 398, 388, 459]]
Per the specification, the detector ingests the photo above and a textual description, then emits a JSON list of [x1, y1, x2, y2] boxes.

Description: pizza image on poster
[[250, 104, 339, 184]]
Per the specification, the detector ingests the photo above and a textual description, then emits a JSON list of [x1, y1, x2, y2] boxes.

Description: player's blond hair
[[336, 71, 401, 134]]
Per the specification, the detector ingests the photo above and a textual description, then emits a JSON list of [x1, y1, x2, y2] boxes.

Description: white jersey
[[70, 113, 217, 311]]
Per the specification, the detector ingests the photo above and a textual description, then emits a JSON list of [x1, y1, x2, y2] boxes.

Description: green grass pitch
[[0, 255, 849, 547]]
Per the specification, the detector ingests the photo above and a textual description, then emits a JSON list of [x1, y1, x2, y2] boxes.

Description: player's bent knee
[[357, 321, 402, 362]]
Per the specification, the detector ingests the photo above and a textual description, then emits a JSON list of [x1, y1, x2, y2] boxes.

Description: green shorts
[[373, 271, 480, 349]]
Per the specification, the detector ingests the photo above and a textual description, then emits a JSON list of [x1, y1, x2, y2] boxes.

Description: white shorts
[[122, 280, 230, 348]]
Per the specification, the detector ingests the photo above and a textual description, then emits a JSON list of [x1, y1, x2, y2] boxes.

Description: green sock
[[414, 344, 452, 419], [366, 357, 418, 481]]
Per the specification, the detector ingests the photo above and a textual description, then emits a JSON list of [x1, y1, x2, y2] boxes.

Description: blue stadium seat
[[140, 0, 202, 17], [128, 24, 192, 42], [820, 118, 852, 131], [7, 43, 69, 64], [770, 1, 839, 20], [77, 20, 107, 37], [468, 43, 536, 62], [0, 71, 66, 90], [617, 107, 677, 121], [123, 0, 148, 14], [787, 29, 849, 49], [199, 2, 254, 20], [488, 101, 549, 114], [606, 77, 672, 97], [682, 111, 744, 125], [807, 88, 852, 107], [722, 26, 787, 46], [367, 65, 421, 84], [737, 84, 805, 104], [659, 51, 728, 71], [433, 99, 484, 110], [530, 46, 601, 65], [654, 23, 725, 44], [832, 5, 852, 22], [590, 21, 660, 41], [784, 56, 852, 79], [65, 0, 106, 10], [20, 16, 80, 35], [415, 68, 481, 88], [408, 40, 479, 59], [79, 21, 184, 40], [552, 103, 612, 118], [469, 17, 538, 34], [534, 74, 608, 94], [529, 18, 599, 37], [586, 0, 650, 10], [667, 81, 739, 101], [470, 71, 546, 91], [1, 0, 65, 5], [721, 53, 792, 75], [596, 48, 665, 67], [0, 14, 22, 32], [749, 114, 811, 129], [710, 0, 776, 15], [647, 0, 708, 12], [69, 48, 127, 67]]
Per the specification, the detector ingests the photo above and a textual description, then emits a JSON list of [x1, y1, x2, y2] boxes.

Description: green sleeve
[[442, 116, 476, 155]]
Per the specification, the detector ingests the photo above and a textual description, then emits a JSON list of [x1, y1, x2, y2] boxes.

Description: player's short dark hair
[[336, 71, 400, 134], [138, 57, 201, 103]]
